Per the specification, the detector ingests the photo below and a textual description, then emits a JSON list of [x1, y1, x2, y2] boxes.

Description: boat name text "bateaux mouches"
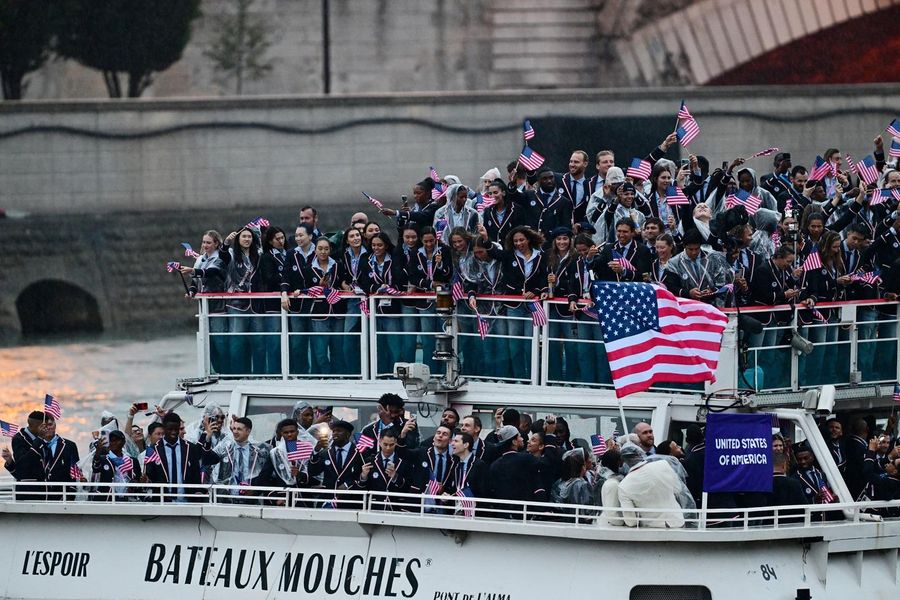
[[145, 544, 422, 597]]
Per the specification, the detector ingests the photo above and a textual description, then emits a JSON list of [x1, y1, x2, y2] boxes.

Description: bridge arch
[[15, 279, 103, 337], [616, 0, 900, 86]]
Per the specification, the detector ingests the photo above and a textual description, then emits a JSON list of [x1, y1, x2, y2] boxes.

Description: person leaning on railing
[[180, 230, 229, 374]]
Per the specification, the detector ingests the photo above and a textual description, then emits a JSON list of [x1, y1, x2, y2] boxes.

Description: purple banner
[[703, 413, 773, 493]]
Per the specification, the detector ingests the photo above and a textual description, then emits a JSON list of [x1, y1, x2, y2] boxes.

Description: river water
[[0, 334, 196, 452]]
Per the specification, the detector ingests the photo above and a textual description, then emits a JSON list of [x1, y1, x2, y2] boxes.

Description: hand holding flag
[[181, 243, 200, 258]]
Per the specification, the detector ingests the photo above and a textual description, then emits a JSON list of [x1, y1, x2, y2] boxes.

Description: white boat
[[2, 293, 899, 600]]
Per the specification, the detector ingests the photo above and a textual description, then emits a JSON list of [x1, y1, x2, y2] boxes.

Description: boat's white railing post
[[790, 309, 799, 391], [198, 297, 210, 378], [539, 301, 551, 385], [530, 301, 543, 386], [895, 301, 900, 384], [367, 296, 378, 379], [359, 295, 370, 379], [699, 492, 708, 530], [847, 304, 859, 376], [280, 304, 289, 380]]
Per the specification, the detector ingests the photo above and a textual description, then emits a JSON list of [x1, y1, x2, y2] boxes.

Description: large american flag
[[591, 282, 727, 398], [665, 184, 690, 206], [809, 156, 831, 181], [676, 101, 700, 146], [518, 146, 545, 171], [725, 189, 762, 215], [854, 155, 880, 186], [0, 420, 19, 438], [626, 158, 652, 180], [285, 439, 313, 462], [44, 394, 61, 419]]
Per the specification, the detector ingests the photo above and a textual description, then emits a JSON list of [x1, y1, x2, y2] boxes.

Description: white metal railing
[[193, 294, 900, 395], [3, 481, 898, 534]]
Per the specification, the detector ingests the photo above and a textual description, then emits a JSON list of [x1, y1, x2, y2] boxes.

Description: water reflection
[[0, 335, 195, 451]]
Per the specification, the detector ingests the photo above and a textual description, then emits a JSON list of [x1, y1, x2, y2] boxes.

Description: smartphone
[[134, 402, 148, 411], [680, 158, 690, 168], [721, 161, 728, 170]]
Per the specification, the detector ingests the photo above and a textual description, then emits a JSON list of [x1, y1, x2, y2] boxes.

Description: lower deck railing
[[2, 481, 898, 534]]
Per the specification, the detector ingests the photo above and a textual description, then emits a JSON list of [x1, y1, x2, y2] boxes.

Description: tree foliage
[[0, 0, 56, 100], [204, 0, 274, 95], [56, 0, 201, 98]]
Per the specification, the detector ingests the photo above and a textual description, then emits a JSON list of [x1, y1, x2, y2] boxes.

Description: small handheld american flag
[[665, 184, 690, 206], [626, 158, 652, 180], [476, 194, 498, 213], [818, 485, 835, 504], [518, 146, 545, 171], [476, 313, 490, 340], [893, 384, 900, 403], [181, 242, 200, 258], [886, 118, 900, 138], [116, 455, 134, 478], [523, 119, 535, 141], [749, 147, 780, 158], [44, 394, 61, 420], [285, 439, 314, 462], [144, 446, 162, 465], [676, 101, 700, 146], [590, 434, 607, 456], [246, 216, 270, 229], [69, 461, 83, 481], [810, 307, 827, 322], [451, 276, 466, 303], [890, 138, 900, 159], [356, 434, 376, 453], [323, 287, 342, 305], [725, 189, 762, 215], [1, 420, 20, 438], [854, 155, 880, 186], [527, 301, 547, 326], [809, 156, 831, 181], [455, 487, 475, 517], [612, 250, 635, 272], [166, 261, 181, 273], [849, 271, 881, 285], [802, 247, 822, 271], [362, 192, 384, 210], [425, 478, 442, 496]]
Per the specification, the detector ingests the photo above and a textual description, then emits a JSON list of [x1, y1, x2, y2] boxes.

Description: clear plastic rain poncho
[[209, 437, 273, 486], [270, 408, 322, 485], [184, 403, 232, 446], [79, 414, 140, 483], [646, 453, 698, 516]]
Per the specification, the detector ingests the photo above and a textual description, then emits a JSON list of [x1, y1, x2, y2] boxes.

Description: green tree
[[0, 0, 56, 100], [204, 0, 274, 95], [56, 0, 201, 98]]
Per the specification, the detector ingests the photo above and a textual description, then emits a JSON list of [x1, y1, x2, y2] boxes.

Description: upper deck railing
[[192, 293, 900, 397], [2, 481, 897, 536]]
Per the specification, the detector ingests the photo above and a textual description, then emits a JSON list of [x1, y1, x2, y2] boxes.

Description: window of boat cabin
[[469, 405, 653, 446], [244, 396, 444, 441]]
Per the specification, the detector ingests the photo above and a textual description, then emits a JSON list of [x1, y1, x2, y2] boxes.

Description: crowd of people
[[4, 396, 899, 524], [177, 131, 900, 385]]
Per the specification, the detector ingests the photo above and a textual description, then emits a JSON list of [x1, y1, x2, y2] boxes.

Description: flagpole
[[617, 397, 628, 441], [178, 272, 191, 296]]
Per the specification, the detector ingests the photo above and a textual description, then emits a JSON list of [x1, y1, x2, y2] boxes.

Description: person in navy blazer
[[145, 412, 220, 502]]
